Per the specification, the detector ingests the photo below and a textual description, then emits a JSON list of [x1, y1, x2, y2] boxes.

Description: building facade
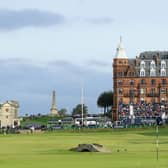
[[113, 39, 168, 121], [0, 100, 20, 127]]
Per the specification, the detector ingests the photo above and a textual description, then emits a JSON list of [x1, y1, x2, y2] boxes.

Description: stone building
[[0, 100, 20, 127], [113, 38, 168, 120]]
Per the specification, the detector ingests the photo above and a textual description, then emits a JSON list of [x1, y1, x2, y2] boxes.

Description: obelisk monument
[[50, 90, 58, 116]]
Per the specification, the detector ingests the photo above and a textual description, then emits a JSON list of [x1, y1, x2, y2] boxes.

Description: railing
[[146, 93, 159, 97], [123, 93, 139, 97]]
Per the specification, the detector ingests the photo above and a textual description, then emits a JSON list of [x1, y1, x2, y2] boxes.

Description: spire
[[50, 90, 58, 116], [115, 36, 127, 59]]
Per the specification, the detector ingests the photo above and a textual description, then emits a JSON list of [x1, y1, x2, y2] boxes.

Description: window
[[150, 69, 156, 76], [161, 69, 166, 76], [119, 98, 123, 104], [140, 88, 144, 94], [118, 72, 122, 77], [151, 88, 155, 94], [140, 69, 145, 76], [130, 80, 134, 85], [161, 79, 167, 85], [151, 79, 155, 85], [141, 79, 145, 84], [161, 98, 165, 103], [160, 88, 166, 94], [129, 89, 134, 96], [161, 60, 166, 69], [150, 60, 156, 69], [118, 88, 123, 94], [141, 98, 145, 103], [118, 80, 123, 85], [140, 61, 145, 68]]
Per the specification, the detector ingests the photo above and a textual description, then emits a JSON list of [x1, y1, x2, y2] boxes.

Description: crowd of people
[[118, 102, 168, 119]]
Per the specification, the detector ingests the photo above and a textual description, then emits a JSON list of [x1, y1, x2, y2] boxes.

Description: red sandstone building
[[112, 38, 168, 121]]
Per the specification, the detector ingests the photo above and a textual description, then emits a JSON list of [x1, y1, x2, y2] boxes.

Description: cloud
[[85, 17, 114, 24], [0, 58, 112, 115], [48, 60, 85, 74], [0, 9, 65, 30]]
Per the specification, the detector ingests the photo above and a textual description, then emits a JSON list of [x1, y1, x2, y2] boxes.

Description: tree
[[97, 91, 113, 116], [58, 108, 67, 117], [72, 104, 88, 116]]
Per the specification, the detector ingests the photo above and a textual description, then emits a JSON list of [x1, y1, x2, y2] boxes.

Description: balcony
[[123, 93, 139, 97], [123, 93, 130, 97], [159, 83, 167, 87], [146, 93, 159, 97]]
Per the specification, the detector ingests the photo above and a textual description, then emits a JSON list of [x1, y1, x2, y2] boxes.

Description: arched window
[[140, 69, 145, 76]]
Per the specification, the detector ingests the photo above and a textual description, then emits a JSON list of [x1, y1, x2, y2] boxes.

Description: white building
[[0, 100, 20, 128]]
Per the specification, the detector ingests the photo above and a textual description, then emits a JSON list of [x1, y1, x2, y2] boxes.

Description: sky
[[0, 0, 168, 115]]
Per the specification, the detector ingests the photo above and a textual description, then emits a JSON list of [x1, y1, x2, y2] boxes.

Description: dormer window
[[161, 69, 166, 76], [161, 60, 166, 69], [150, 60, 156, 69], [150, 68, 156, 76], [140, 61, 145, 68], [140, 69, 145, 76]]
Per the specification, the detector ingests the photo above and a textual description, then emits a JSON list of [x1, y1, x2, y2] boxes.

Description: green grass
[[0, 127, 168, 168], [21, 115, 56, 126]]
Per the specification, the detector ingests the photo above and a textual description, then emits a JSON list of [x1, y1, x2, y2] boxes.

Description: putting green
[[0, 127, 167, 168]]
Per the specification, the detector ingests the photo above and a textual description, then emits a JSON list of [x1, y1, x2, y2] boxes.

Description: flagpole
[[81, 82, 84, 126]]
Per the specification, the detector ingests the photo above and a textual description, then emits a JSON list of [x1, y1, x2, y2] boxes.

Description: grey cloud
[[85, 17, 114, 24], [0, 9, 65, 30], [48, 60, 86, 74], [0, 59, 112, 115]]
